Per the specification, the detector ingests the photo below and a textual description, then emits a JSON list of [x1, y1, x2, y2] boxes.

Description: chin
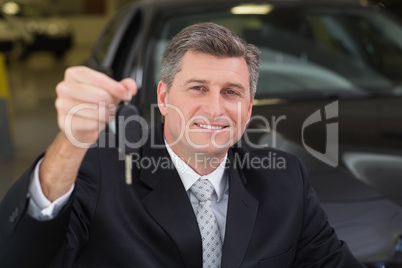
[[189, 137, 230, 151], [189, 142, 231, 157]]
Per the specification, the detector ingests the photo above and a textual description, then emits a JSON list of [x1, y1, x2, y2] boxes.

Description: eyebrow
[[183, 79, 208, 86], [226, 83, 246, 92], [183, 79, 247, 92]]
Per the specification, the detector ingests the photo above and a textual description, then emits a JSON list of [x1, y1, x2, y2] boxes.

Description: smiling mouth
[[195, 123, 228, 130]]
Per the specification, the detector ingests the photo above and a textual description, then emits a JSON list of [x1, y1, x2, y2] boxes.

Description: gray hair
[[160, 22, 260, 96]]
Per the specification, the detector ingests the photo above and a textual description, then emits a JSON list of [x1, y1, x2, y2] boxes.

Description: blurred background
[[0, 0, 137, 199], [1, 0, 402, 266], [0, 0, 401, 199]]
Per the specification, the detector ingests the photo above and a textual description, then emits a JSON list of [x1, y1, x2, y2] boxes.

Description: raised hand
[[39, 66, 137, 201]]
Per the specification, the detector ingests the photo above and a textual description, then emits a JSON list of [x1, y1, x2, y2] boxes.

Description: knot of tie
[[190, 179, 214, 203]]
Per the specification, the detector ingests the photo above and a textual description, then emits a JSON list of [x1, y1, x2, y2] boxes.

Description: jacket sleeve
[[293, 158, 364, 267], [0, 155, 74, 268], [0, 146, 101, 268]]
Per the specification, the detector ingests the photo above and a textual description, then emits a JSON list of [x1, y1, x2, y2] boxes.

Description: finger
[[56, 80, 118, 106], [59, 114, 105, 148], [65, 66, 127, 100], [120, 78, 138, 100], [56, 98, 116, 124]]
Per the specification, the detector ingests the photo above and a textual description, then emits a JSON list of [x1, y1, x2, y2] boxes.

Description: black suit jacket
[[0, 124, 363, 267]]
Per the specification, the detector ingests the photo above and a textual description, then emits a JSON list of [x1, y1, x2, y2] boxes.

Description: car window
[[93, 11, 129, 66], [150, 5, 402, 99], [91, 6, 142, 80]]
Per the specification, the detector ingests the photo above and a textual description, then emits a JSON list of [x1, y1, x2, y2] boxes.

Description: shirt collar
[[164, 140, 227, 202]]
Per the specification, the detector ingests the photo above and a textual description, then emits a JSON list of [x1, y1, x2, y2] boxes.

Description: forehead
[[177, 51, 249, 83]]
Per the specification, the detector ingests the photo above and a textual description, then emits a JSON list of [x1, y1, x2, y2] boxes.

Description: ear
[[157, 81, 168, 116]]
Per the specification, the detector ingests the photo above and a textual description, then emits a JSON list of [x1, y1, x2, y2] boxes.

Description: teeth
[[198, 124, 224, 130]]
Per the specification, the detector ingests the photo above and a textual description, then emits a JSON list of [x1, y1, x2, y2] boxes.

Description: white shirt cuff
[[27, 158, 75, 221]]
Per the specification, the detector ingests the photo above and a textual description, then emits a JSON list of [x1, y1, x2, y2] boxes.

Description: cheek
[[175, 103, 196, 118], [166, 102, 194, 124], [229, 104, 250, 122], [234, 107, 252, 128]]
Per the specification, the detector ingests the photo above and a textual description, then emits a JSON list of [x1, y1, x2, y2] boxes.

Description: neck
[[168, 145, 228, 176], [187, 152, 227, 176]]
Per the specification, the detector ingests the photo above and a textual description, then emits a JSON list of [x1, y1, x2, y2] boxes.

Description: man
[[0, 23, 363, 267]]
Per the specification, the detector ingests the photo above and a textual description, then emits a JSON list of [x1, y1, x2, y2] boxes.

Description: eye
[[225, 89, 239, 95], [191, 86, 203, 91], [190, 86, 208, 94]]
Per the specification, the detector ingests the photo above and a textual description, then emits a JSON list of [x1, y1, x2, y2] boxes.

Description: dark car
[[371, 0, 402, 21], [0, 1, 73, 58], [87, 0, 402, 266]]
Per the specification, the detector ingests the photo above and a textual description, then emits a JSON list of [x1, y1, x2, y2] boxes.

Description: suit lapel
[[139, 125, 202, 268], [137, 125, 259, 268], [222, 149, 259, 268]]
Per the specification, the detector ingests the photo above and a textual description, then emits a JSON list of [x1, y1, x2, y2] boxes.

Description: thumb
[[120, 78, 138, 101]]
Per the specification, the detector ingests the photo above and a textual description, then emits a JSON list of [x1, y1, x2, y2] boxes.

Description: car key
[[115, 100, 142, 185]]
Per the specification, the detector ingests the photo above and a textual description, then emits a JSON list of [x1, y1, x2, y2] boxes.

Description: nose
[[201, 90, 226, 119]]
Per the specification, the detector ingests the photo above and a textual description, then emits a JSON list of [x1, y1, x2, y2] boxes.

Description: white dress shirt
[[165, 143, 229, 241], [28, 142, 229, 242], [27, 158, 74, 221]]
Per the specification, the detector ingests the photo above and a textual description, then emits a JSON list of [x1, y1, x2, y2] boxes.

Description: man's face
[[158, 51, 253, 161]]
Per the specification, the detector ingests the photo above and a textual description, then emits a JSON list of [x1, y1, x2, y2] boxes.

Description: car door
[[88, 4, 143, 82]]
